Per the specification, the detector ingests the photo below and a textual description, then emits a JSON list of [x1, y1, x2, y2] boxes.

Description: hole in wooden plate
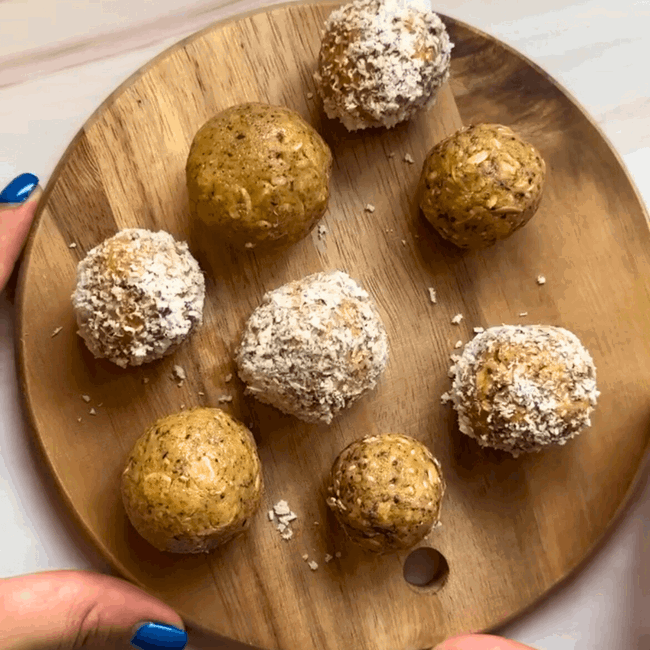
[[403, 547, 449, 592]]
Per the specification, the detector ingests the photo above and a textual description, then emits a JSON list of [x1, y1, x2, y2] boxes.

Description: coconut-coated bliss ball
[[121, 408, 263, 553], [419, 123, 546, 249], [327, 433, 445, 552], [235, 270, 389, 424], [314, 0, 453, 130], [71, 228, 204, 368], [446, 325, 599, 456]]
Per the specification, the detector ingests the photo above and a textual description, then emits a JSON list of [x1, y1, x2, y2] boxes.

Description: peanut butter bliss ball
[[121, 408, 263, 553], [314, 0, 453, 130], [446, 325, 599, 456], [235, 270, 389, 424], [72, 228, 204, 368], [419, 123, 546, 249], [327, 433, 445, 552]]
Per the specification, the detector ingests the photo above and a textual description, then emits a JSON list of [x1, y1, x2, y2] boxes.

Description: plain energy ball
[[235, 270, 389, 424], [121, 408, 263, 553], [419, 123, 546, 249], [314, 0, 453, 130], [186, 102, 332, 250], [447, 325, 599, 456], [327, 433, 445, 552], [72, 228, 204, 368]]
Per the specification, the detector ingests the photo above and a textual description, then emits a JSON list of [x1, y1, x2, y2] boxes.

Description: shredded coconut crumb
[[198, 391, 205, 396], [317, 224, 328, 240], [225, 373, 233, 382], [404, 153, 415, 164], [81, 394, 91, 403], [428, 287, 437, 304], [451, 313, 463, 325], [51, 326, 63, 338], [536, 275, 546, 285], [306, 92, 314, 99], [68, 242, 77, 249], [440, 391, 452, 405], [302, 554, 309, 561], [454, 340, 463, 349], [473, 327, 485, 334], [77, 417, 82, 423], [218, 395, 233, 403], [268, 510, 275, 521], [308, 560, 319, 571], [364, 203, 376, 213], [519, 312, 528, 317], [89, 408, 96, 416], [324, 553, 333, 563], [142, 377, 149, 384], [335, 551, 342, 558]]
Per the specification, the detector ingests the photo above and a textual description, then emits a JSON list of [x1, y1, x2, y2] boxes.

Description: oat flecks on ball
[[448, 325, 599, 457], [72, 228, 205, 368], [327, 433, 445, 552], [120, 408, 263, 554], [419, 124, 546, 249], [186, 102, 332, 250], [315, 0, 453, 131], [235, 270, 389, 424]]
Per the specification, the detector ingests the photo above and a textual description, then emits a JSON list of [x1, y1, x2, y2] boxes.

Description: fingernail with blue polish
[[131, 622, 188, 650], [0, 173, 39, 204]]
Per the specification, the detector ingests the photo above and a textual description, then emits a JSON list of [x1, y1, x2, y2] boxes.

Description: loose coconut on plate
[[446, 325, 599, 456], [235, 270, 389, 424], [71, 228, 205, 368]]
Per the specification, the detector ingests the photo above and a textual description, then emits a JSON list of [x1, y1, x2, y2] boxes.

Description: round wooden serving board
[[16, 3, 650, 649]]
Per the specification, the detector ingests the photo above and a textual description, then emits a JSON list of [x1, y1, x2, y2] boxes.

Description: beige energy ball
[[315, 0, 453, 130], [121, 408, 263, 553], [419, 123, 546, 249], [235, 270, 389, 424], [327, 434, 445, 552], [71, 228, 205, 368], [446, 325, 599, 457], [186, 102, 332, 250]]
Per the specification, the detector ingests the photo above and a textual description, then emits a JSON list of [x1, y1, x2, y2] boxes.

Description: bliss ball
[[235, 270, 389, 424], [419, 124, 546, 249], [121, 408, 263, 553], [327, 433, 445, 552], [71, 228, 204, 368], [186, 102, 332, 251], [314, 0, 453, 131], [447, 325, 599, 456]]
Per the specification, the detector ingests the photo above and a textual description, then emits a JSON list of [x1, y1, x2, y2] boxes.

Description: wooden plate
[[16, 3, 650, 649]]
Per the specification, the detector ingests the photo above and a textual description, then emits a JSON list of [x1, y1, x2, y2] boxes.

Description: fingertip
[[434, 634, 536, 650], [0, 173, 40, 204], [131, 622, 188, 650]]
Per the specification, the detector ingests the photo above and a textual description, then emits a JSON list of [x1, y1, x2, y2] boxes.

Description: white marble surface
[[1, 0, 649, 648]]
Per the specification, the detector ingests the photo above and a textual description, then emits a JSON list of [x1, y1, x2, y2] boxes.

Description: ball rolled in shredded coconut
[[72, 228, 205, 368], [447, 325, 599, 456], [235, 270, 389, 424], [314, 0, 453, 130], [327, 433, 445, 552]]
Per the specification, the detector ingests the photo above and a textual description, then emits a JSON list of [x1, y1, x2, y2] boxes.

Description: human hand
[[0, 570, 187, 650], [435, 634, 537, 649], [0, 173, 41, 293]]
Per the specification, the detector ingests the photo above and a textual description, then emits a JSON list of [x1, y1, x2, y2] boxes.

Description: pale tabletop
[[1, 1, 649, 649]]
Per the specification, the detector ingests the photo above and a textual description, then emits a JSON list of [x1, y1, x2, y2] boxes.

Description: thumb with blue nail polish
[[0, 570, 186, 649], [0, 173, 41, 292]]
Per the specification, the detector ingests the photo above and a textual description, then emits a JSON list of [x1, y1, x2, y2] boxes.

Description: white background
[[1, 0, 649, 648]]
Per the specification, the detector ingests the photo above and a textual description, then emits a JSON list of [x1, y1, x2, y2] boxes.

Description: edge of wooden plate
[[15, 0, 650, 643]]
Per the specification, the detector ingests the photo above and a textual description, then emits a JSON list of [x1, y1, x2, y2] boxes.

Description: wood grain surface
[[16, 3, 650, 650]]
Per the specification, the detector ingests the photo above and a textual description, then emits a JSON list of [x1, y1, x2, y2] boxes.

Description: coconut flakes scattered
[[268, 510, 275, 521], [89, 408, 96, 416], [198, 391, 205, 397], [217, 394, 233, 403], [536, 275, 546, 285], [271, 500, 298, 541], [440, 391, 452, 405], [68, 242, 77, 249], [142, 377, 149, 384], [302, 553, 309, 561], [51, 326, 63, 338], [317, 224, 328, 240], [225, 373, 233, 383], [428, 287, 437, 304], [519, 312, 528, 317], [324, 553, 334, 563], [306, 92, 314, 99], [454, 340, 463, 349], [364, 203, 376, 213], [81, 394, 91, 403], [308, 560, 319, 571], [404, 153, 415, 164], [451, 313, 463, 325], [473, 327, 485, 334]]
